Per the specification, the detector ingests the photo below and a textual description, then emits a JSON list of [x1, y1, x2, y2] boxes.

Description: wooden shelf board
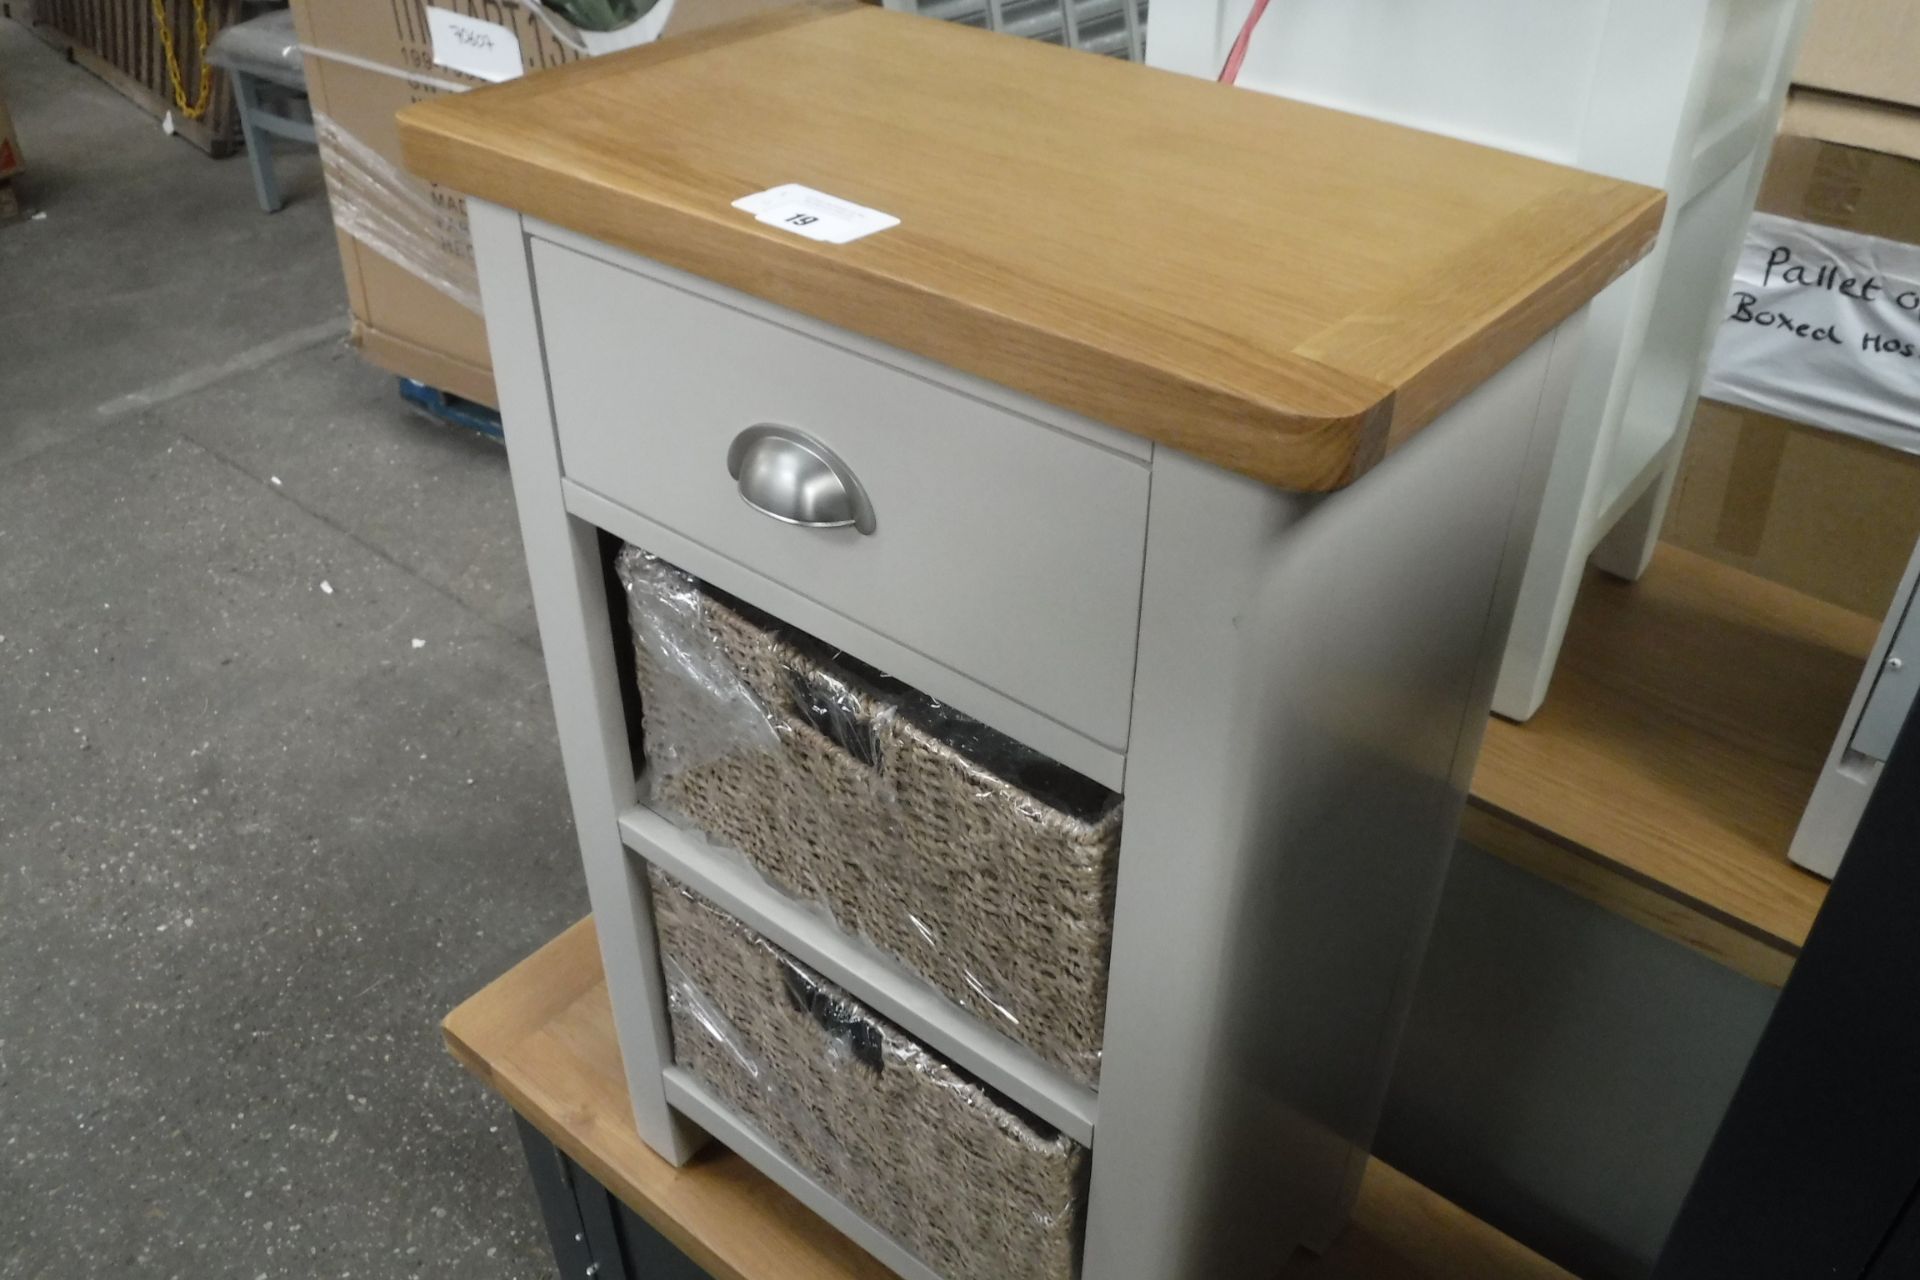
[[1468, 543, 1875, 984], [445, 918, 1576, 1280]]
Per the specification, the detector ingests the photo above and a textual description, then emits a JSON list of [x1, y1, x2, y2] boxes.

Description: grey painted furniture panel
[[470, 200, 703, 1164], [559, 478, 1127, 790], [1083, 328, 1573, 1276]]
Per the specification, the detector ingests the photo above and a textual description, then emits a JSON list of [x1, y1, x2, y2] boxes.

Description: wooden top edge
[[443, 916, 602, 1068], [1360, 185, 1665, 450], [399, 4, 1661, 492]]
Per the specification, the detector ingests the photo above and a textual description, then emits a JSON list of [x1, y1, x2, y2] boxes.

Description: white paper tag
[[732, 184, 899, 245], [426, 7, 524, 84], [1702, 211, 1920, 454]]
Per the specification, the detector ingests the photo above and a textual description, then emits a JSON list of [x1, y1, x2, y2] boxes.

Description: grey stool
[[207, 8, 315, 213]]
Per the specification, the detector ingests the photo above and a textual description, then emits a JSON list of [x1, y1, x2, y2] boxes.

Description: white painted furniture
[[403, 10, 1660, 1275], [1148, 0, 1813, 719], [1792, 535, 1920, 878]]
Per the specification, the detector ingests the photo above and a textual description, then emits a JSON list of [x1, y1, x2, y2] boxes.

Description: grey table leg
[[228, 69, 282, 213], [514, 1113, 714, 1280], [516, 1116, 601, 1279]]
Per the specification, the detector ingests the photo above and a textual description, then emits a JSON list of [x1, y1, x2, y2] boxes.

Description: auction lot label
[[1703, 211, 1920, 454]]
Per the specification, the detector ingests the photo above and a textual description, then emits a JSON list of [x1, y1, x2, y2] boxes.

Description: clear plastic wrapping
[[652, 870, 1086, 1280], [313, 112, 481, 313], [617, 549, 1122, 1087]]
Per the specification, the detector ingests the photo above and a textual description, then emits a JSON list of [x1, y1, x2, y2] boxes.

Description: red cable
[[1217, 0, 1272, 85]]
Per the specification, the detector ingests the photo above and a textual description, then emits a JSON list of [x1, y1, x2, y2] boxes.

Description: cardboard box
[[0, 62, 22, 180], [1667, 401, 1920, 617], [1794, 0, 1920, 113], [1666, 102, 1920, 619], [291, 0, 789, 407], [290, 0, 582, 406], [1760, 121, 1920, 228]]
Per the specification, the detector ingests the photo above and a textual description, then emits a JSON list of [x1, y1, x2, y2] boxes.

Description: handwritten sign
[[426, 7, 524, 84], [1703, 212, 1920, 454], [732, 184, 899, 245]]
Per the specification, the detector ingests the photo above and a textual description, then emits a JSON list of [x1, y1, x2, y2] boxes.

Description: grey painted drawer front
[[531, 238, 1151, 752]]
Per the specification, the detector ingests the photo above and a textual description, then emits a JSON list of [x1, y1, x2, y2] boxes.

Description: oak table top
[[398, 3, 1663, 491], [445, 918, 1576, 1280]]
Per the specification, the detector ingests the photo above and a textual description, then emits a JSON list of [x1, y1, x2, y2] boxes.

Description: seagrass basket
[[618, 549, 1121, 1087], [651, 870, 1087, 1280]]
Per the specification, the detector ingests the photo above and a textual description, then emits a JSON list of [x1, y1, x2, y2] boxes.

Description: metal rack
[[883, 0, 1147, 61]]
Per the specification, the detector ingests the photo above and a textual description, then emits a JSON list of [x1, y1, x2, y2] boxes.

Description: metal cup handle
[[726, 424, 876, 536]]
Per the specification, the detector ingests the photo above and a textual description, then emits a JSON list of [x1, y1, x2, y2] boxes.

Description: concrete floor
[[2, 20, 581, 1279]]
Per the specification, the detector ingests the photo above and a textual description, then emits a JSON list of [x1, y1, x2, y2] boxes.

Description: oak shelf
[[1468, 543, 1872, 985]]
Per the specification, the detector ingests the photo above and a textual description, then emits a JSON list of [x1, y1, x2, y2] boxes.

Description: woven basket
[[620, 551, 1121, 1087], [651, 871, 1087, 1280]]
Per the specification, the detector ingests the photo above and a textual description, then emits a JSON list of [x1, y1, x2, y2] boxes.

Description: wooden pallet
[[27, 0, 242, 156], [397, 377, 505, 443]]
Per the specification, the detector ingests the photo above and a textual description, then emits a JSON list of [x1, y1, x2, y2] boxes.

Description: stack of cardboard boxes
[[1667, 0, 1920, 618], [289, 0, 780, 407], [288, 0, 576, 406]]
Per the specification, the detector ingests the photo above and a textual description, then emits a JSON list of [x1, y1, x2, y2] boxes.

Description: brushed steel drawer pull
[[727, 424, 876, 535]]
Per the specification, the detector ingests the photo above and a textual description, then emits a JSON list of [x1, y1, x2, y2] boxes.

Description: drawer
[[650, 869, 1087, 1280], [531, 238, 1150, 751]]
